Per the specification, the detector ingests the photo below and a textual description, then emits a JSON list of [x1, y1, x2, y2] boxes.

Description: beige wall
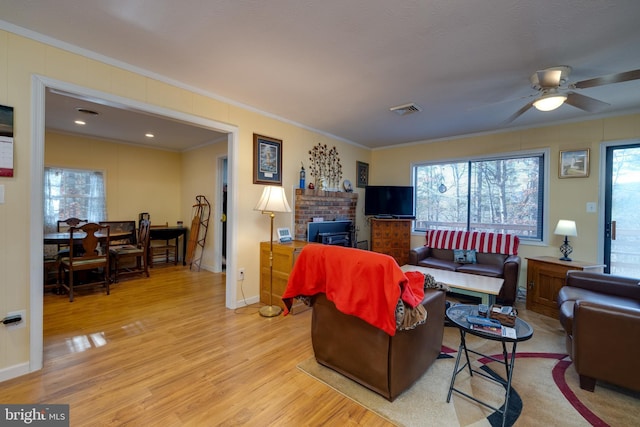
[[181, 140, 228, 271], [0, 29, 370, 378], [45, 131, 182, 222], [372, 114, 640, 287]]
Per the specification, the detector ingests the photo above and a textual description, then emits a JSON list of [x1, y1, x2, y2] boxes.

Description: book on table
[[470, 324, 517, 339]]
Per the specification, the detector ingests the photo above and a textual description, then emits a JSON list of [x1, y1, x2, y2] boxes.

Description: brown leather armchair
[[557, 270, 640, 392], [311, 289, 445, 401]]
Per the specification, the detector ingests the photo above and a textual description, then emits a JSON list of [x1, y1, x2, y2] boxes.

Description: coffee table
[[446, 304, 534, 427], [400, 264, 503, 305]]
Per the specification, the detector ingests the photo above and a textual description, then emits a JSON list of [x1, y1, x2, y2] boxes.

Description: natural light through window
[[412, 151, 547, 241]]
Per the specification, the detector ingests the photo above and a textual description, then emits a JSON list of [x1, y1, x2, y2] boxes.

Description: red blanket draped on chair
[[282, 244, 423, 335]]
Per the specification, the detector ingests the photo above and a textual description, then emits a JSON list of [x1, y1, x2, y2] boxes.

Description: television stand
[[374, 215, 393, 219]]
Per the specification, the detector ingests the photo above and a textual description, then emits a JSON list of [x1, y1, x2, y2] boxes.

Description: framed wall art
[[0, 104, 15, 177], [253, 133, 282, 185], [559, 149, 590, 178], [356, 161, 369, 188]]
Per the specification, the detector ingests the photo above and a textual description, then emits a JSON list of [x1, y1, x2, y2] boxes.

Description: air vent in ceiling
[[389, 102, 422, 116]]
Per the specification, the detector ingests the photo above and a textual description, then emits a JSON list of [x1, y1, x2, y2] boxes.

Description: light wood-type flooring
[[0, 266, 392, 426]]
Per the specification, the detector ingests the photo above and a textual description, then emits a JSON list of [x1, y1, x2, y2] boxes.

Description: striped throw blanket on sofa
[[425, 230, 519, 256]]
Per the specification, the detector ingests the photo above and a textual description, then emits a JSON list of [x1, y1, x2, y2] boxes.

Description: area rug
[[297, 324, 639, 427]]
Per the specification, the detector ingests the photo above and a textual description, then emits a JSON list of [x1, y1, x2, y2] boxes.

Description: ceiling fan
[[505, 65, 640, 123]]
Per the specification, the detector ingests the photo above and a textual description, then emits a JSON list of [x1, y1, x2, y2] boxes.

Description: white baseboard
[[0, 362, 31, 383], [236, 295, 259, 307]]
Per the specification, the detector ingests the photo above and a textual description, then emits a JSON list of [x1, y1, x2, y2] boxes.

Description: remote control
[[467, 315, 502, 328]]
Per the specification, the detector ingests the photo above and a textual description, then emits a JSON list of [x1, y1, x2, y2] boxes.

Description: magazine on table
[[470, 324, 517, 338]]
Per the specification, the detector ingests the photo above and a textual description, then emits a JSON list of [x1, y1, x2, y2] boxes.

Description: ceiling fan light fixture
[[533, 93, 567, 111]]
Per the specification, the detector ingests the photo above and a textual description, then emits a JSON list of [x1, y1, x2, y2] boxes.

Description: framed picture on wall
[[253, 133, 282, 185], [559, 149, 590, 178], [356, 161, 369, 188], [0, 104, 15, 177]]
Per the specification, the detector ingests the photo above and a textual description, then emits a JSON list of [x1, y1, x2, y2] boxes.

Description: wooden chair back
[[69, 223, 110, 261], [149, 222, 178, 266], [99, 220, 137, 245], [57, 217, 88, 232], [57, 217, 88, 252], [60, 223, 110, 301], [110, 219, 150, 283], [137, 219, 151, 252]]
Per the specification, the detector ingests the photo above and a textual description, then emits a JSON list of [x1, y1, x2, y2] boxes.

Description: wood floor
[[0, 267, 392, 426]]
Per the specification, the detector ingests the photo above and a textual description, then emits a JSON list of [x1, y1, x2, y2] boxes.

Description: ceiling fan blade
[[572, 69, 640, 89], [503, 101, 533, 124], [467, 93, 536, 111], [564, 92, 610, 112], [537, 69, 563, 88]]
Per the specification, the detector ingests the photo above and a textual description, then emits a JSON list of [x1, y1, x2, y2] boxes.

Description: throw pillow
[[453, 249, 477, 264]]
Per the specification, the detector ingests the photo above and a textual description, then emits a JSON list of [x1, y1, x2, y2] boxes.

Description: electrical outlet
[[238, 268, 245, 280]]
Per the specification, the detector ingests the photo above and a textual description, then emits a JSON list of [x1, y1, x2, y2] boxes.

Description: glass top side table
[[445, 304, 533, 427]]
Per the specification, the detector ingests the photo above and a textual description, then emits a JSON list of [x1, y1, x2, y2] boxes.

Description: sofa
[[557, 270, 640, 392], [282, 244, 446, 401], [409, 230, 521, 304]]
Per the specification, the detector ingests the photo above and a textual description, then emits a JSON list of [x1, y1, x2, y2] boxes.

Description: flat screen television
[[364, 185, 415, 218]]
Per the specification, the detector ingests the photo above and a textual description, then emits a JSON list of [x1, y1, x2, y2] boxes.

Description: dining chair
[[58, 222, 110, 302], [149, 222, 178, 267], [99, 220, 137, 249], [56, 217, 88, 256], [110, 219, 151, 282]]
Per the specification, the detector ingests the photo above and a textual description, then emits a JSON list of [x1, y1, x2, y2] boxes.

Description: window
[[413, 151, 546, 241], [43, 167, 106, 234]]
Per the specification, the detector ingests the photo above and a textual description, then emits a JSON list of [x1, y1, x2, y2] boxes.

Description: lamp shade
[[254, 185, 292, 213], [554, 219, 577, 237]]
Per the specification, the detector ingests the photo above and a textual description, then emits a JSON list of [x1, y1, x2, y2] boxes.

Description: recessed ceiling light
[[74, 120, 86, 125], [145, 133, 155, 138]]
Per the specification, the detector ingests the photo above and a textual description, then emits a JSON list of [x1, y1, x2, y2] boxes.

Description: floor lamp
[[254, 185, 292, 317]]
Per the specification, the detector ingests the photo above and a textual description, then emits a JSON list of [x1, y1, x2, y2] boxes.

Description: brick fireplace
[[293, 189, 358, 241]]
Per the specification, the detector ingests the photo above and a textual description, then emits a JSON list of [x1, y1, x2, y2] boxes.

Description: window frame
[[43, 166, 107, 234], [411, 148, 550, 244]]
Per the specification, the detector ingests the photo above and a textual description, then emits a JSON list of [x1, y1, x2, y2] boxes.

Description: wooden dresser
[[370, 219, 412, 266], [260, 240, 309, 314], [526, 256, 605, 318]]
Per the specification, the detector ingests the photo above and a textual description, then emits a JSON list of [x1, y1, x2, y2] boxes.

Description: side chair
[[56, 217, 88, 256], [149, 222, 178, 266], [110, 219, 151, 282], [58, 222, 110, 302]]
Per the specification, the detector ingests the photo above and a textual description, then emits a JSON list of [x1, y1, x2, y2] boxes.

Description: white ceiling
[[44, 89, 227, 151], [2, 0, 640, 150]]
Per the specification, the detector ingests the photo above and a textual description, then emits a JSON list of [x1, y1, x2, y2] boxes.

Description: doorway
[[603, 142, 640, 277], [30, 76, 240, 372], [217, 156, 228, 272]]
